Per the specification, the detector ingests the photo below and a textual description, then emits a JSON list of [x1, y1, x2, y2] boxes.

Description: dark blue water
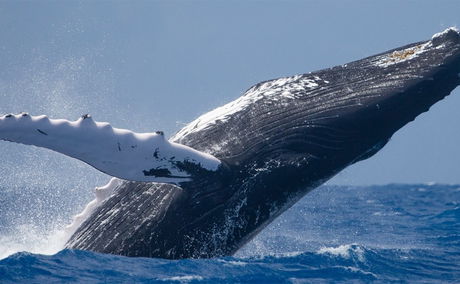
[[1, 184, 459, 283]]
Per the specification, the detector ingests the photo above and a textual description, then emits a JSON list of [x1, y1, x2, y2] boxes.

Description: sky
[[0, 0, 459, 190]]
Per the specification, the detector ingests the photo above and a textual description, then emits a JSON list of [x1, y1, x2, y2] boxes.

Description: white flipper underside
[[0, 113, 221, 183]]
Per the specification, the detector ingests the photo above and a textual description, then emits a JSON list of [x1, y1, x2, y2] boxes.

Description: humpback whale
[[1, 28, 460, 259]]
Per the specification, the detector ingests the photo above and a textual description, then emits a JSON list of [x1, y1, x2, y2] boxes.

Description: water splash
[[0, 224, 67, 260]]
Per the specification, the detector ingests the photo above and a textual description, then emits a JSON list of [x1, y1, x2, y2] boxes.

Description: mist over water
[[0, 55, 116, 259], [0, 51, 194, 259]]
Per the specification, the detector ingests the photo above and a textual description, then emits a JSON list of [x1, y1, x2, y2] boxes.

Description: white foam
[[0, 179, 121, 260], [0, 224, 68, 260], [162, 275, 204, 282], [317, 244, 365, 262], [217, 259, 248, 266], [340, 266, 378, 278], [0, 113, 221, 183]]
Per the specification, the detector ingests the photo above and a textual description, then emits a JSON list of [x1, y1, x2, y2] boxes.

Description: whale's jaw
[[66, 28, 460, 259]]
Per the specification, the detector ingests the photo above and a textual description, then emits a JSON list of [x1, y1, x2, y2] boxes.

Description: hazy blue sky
[[0, 0, 459, 190]]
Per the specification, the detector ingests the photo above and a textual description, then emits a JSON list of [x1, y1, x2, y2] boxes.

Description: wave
[[1, 184, 459, 282], [1, 244, 459, 283]]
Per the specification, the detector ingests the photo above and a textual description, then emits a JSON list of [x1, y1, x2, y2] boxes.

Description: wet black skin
[[67, 30, 460, 259]]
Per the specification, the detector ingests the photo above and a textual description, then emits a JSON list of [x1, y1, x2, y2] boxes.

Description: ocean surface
[[0, 184, 459, 283]]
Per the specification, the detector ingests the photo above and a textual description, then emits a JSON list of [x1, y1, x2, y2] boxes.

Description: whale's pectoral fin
[[0, 113, 222, 184]]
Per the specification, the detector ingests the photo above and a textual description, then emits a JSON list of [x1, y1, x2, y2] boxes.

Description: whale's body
[[64, 29, 460, 259], [2, 29, 459, 259]]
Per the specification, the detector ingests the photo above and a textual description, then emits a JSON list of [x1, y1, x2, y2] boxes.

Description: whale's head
[[174, 28, 460, 187], [166, 29, 460, 257]]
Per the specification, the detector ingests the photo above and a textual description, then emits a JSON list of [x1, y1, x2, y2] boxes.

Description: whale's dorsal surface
[[3, 28, 460, 259]]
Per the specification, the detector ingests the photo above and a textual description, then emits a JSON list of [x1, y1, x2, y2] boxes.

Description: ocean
[[0, 184, 459, 283]]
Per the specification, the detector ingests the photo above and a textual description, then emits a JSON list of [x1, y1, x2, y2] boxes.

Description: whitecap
[[162, 275, 204, 283], [317, 244, 365, 262]]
